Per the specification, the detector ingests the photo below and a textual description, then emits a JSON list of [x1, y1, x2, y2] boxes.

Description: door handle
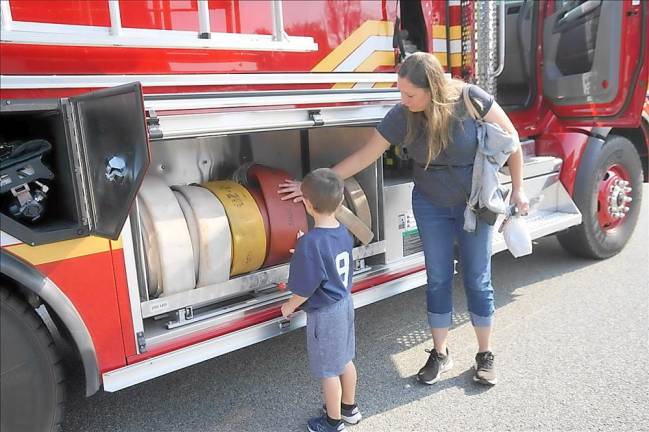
[[492, 0, 506, 78], [105, 156, 126, 182], [557, 0, 601, 27]]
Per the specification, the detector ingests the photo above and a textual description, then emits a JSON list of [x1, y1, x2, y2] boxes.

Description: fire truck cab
[[0, 1, 647, 430]]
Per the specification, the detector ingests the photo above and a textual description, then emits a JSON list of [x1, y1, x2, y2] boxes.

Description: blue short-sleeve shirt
[[287, 224, 354, 312], [377, 84, 494, 206]]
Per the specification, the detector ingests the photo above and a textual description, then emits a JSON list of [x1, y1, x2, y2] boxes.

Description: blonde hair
[[398, 52, 464, 167]]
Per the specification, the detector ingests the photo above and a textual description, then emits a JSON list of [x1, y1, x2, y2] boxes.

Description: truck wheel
[[558, 135, 643, 259], [0, 287, 65, 432]]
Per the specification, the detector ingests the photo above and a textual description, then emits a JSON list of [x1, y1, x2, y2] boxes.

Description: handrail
[[108, 0, 121, 36], [492, 0, 506, 77], [1, 0, 13, 32], [0, 0, 315, 51], [197, 0, 211, 39], [271, 0, 287, 42]]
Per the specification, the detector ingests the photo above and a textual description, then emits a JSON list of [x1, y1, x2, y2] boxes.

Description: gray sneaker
[[322, 404, 362, 424], [307, 415, 345, 432], [417, 348, 453, 384], [473, 351, 497, 385]]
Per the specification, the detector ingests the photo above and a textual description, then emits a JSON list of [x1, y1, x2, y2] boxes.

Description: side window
[[335, 251, 351, 288], [549, 0, 603, 76], [554, 0, 586, 13]]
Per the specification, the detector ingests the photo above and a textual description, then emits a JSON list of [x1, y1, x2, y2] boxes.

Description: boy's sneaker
[[473, 351, 497, 386], [307, 415, 345, 432], [417, 348, 453, 384], [322, 404, 362, 424]]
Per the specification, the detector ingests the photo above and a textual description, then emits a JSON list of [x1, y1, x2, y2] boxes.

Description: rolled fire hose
[[343, 177, 372, 231], [173, 191, 200, 279], [137, 176, 196, 297], [137, 200, 161, 298], [247, 164, 309, 267], [248, 187, 271, 243], [172, 185, 232, 287], [335, 205, 374, 246], [202, 180, 267, 276]]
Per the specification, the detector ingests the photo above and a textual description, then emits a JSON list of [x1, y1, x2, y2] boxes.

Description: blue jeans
[[412, 187, 495, 329]]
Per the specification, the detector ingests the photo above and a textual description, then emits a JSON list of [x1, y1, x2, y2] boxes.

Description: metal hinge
[[309, 110, 324, 126], [146, 109, 163, 140], [136, 331, 147, 353], [63, 100, 92, 231]]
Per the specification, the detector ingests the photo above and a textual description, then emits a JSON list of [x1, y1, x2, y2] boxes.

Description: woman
[[280, 52, 529, 386]]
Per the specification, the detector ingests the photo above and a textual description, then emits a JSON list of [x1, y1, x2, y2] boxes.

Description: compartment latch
[[146, 109, 163, 140], [105, 156, 127, 182], [136, 331, 147, 353], [278, 318, 291, 332], [309, 110, 324, 126]]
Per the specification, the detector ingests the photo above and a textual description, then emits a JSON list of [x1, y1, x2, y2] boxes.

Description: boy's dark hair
[[301, 168, 344, 214]]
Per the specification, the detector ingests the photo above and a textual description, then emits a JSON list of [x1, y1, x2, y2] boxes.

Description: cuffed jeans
[[412, 187, 495, 329]]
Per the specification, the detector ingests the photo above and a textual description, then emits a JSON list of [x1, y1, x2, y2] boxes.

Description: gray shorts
[[306, 295, 355, 379]]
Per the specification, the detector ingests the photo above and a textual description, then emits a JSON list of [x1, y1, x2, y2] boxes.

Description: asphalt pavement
[[62, 185, 649, 432]]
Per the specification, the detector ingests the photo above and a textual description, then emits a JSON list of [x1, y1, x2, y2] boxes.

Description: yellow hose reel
[[202, 180, 267, 276]]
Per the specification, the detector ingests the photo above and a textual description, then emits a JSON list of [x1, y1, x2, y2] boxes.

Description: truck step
[[493, 158, 582, 255], [499, 155, 562, 183], [492, 209, 582, 255], [520, 139, 536, 158]]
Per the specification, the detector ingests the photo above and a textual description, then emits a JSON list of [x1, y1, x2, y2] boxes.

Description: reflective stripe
[[0, 73, 398, 90], [2, 236, 113, 265]]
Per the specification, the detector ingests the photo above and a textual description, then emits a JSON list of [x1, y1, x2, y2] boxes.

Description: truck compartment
[[0, 92, 583, 356], [0, 106, 85, 244], [133, 125, 390, 346], [133, 119, 582, 352]]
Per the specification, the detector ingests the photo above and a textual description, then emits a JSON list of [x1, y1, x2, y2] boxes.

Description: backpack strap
[[462, 84, 482, 120]]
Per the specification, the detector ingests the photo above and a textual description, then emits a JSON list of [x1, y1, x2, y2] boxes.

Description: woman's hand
[[281, 302, 296, 318], [278, 179, 303, 203], [511, 188, 530, 216]]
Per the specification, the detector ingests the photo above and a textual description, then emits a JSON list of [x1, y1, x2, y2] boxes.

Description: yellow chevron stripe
[[372, 82, 396, 89], [331, 51, 395, 89], [110, 237, 123, 250], [5, 236, 119, 266], [433, 52, 462, 68], [355, 51, 395, 72], [432, 25, 461, 40], [311, 20, 393, 72]]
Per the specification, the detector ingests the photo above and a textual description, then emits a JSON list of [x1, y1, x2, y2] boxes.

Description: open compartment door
[[69, 82, 150, 239], [542, 0, 647, 126]]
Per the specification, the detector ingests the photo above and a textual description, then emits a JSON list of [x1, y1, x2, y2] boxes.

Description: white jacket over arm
[[464, 120, 518, 232]]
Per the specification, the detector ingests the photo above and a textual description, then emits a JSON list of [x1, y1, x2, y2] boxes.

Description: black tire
[[0, 287, 65, 432], [558, 134, 643, 259]]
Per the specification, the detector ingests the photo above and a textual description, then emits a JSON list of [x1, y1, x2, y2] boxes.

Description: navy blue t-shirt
[[287, 224, 354, 312], [377, 84, 494, 206]]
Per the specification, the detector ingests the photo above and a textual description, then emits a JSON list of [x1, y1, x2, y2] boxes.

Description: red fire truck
[[1, 1, 647, 430]]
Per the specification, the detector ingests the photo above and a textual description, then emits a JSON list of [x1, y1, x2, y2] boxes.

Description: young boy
[[281, 168, 361, 432]]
